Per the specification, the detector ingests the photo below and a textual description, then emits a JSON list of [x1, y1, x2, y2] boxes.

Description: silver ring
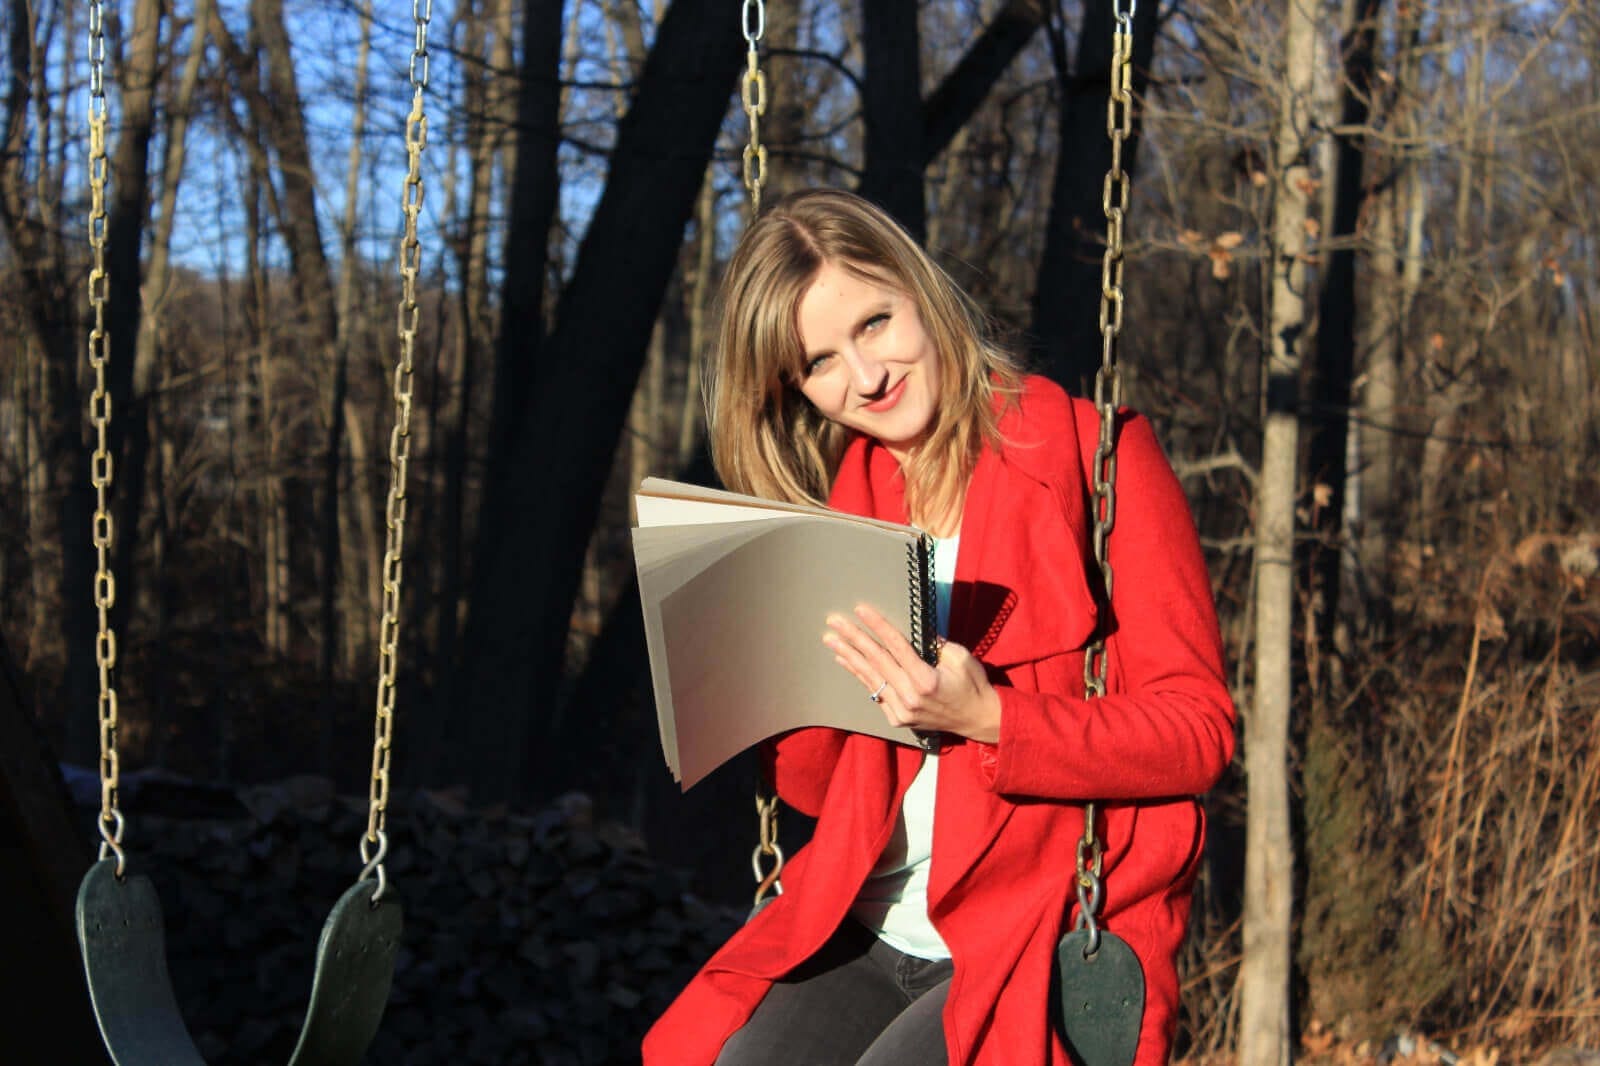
[[869, 681, 888, 703]]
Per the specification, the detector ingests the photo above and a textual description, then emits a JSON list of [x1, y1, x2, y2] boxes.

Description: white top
[[849, 532, 959, 959]]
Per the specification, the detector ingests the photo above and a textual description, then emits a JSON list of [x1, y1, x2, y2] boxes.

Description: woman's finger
[[825, 616, 893, 679], [824, 615, 908, 706], [850, 604, 927, 669]]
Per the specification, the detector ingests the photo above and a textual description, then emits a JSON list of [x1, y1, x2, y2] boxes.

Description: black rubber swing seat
[[75, 857, 403, 1066]]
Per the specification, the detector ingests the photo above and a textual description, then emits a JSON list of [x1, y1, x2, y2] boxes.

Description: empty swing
[[71, 0, 434, 1058]]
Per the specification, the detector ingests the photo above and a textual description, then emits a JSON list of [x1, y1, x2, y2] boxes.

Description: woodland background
[[1, 0, 1597, 1063]]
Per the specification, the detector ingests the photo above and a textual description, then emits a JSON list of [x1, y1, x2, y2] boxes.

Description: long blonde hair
[[705, 189, 1022, 529]]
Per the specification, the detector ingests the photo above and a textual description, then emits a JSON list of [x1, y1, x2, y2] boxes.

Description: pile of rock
[[112, 777, 739, 1064]]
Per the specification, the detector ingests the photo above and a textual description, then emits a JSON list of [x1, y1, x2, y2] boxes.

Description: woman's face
[[793, 260, 941, 464]]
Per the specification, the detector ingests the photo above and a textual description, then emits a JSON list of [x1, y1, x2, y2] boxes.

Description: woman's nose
[[843, 349, 888, 394]]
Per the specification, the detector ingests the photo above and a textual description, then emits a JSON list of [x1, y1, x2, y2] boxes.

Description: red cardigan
[[644, 375, 1235, 1065]]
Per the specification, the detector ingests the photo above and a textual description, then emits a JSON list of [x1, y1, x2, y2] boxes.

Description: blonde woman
[[644, 189, 1234, 1066]]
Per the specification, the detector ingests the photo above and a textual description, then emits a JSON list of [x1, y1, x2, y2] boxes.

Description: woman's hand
[[823, 604, 1002, 745]]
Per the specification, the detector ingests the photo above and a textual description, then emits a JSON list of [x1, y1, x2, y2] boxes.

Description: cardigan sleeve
[[981, 413, 1236, 801]]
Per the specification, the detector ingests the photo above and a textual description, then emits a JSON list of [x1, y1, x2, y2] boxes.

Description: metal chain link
[[361, 0, 431, 902], [1076, 8, 1136, 951], [751, 793, 784, 909], [86, 0, 127, 877], [740, 0, 768, 215]]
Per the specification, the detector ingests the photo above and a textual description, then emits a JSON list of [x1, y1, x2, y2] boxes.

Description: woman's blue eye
[[863, 313, 889, 331], [804, 354, 832, 376]]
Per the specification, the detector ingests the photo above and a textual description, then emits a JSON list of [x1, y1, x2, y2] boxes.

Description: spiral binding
[[908, 534, 938, 665]]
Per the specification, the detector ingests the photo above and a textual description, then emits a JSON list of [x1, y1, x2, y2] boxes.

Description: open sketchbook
[[633, 477, 938, 790]]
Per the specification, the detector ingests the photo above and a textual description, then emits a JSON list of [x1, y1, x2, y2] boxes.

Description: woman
[[644, 189, 1235, 1066]]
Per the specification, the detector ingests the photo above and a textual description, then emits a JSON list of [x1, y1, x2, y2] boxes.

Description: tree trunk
[[677, 174, 718, 468], [1240, 2, 1318, 1064], [421, 0, 565, 785], [0, 629, 113, 1066], [135, 0, 209, 755], [1031, 0, 1159, 395], [756, 0, 808, 200], [430, 0, 507, 732], [237, 125, 288, 663], [1307, 0, 1383, 659], [452, 0, 741, 801], [483, 0, 565, 484], [323, 0, 375, 765], [250, 0, 344, 678], [1355, 178, 1398, 605], [859, 0, 925, 237], [920, 0, 1045, 169], [1, 0, 97, 762], [1354, 0, 1422, 606], [18, 344, 54, 670], [103, 0, 164, 647]]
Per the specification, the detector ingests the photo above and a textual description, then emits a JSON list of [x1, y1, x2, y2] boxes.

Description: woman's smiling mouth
[[863, 377, 908, 412]]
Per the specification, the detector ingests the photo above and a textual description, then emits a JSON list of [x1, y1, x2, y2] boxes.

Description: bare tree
[[102, 0, 165, 653], [860, 0, 925, 234], [327, 0, 379, 760], [1306, 0, 1384, 661], [1032, 0, 1160, 394], [1240, 0, 1318, 1062], [1, 0, 96, 760]]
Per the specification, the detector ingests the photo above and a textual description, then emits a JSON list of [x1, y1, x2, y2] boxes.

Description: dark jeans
[[714, 921, 954, 1066]]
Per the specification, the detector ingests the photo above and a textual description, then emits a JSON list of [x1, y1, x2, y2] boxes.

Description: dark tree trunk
[[859, 0, 925, 238], [1, 0, 97, 763], [0, 629, 113, 1065], [1307, 0, 1385, 656], [449, 0, 742, 802], [250, 0, 345, 681], [920, 0, 1045, 168], [1031, 0, 1159, 395], [484, 0, 565, 479], [423, 0, 564, 784], [105, 0, 162, 648]]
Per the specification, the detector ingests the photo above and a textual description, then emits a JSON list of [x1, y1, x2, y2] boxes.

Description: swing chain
[[740, 0, 768, 215], [738, 0, 782, 909], [751, 793, 784, 909], [408, 0, 432, 91], [85, 0, 126, 877], [362, 0, 430, 901], [1084, 11, 1134, 703], [1074, 802, 1106, 954], [1077, 8, 1136, 939]]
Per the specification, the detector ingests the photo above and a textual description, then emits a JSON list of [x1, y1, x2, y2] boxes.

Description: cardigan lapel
[[829, 409, 1100, 669]]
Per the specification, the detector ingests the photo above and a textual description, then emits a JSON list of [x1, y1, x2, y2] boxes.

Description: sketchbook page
[[633, 521, 778, 779], [638, 520, 843, 779], [635, 522, 780, 778], [634, 522, 776, 574], [658, 516, 922, 790], [637, 478, 920, 537], [636, 494, 797, 529]]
